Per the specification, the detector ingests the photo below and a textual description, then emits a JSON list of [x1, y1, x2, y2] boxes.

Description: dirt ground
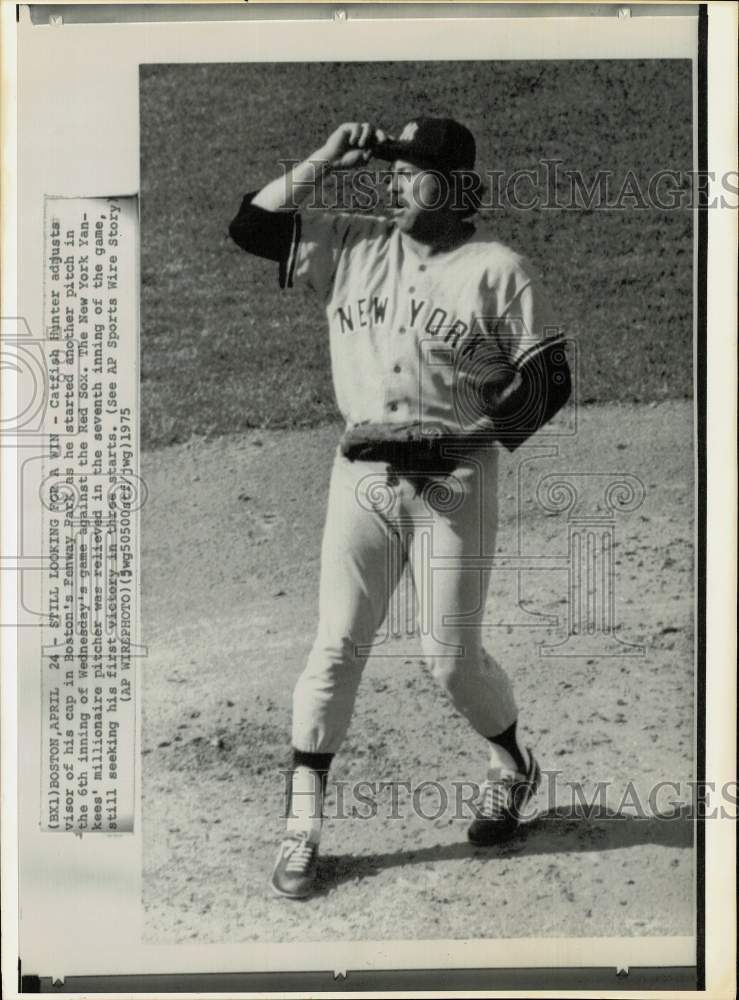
[[141, 401, 695, 944]]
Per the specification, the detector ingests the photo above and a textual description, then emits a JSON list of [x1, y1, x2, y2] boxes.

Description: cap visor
[[371, 140, 453, 172], [371, 139, 408, 161]]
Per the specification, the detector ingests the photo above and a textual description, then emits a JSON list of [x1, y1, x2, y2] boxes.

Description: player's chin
[[389, 208, 413, 231]]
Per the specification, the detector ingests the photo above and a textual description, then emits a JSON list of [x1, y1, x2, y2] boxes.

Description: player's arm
[[480, 279, 571, 450], [228, 122, 384, 261], [484, 335, 571, 451]]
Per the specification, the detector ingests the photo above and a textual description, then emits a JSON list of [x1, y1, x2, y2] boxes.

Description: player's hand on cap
[[317, 122, 387, 169]]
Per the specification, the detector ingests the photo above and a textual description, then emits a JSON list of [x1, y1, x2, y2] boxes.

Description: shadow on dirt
[[314, 805, 694, 893]]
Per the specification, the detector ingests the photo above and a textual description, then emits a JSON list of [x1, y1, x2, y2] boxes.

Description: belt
[[341, 436, 482, 477]]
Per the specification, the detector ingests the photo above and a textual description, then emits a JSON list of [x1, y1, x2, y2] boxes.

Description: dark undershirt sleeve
[[487, 337, 572, 451], [228, 191, 296, 265]]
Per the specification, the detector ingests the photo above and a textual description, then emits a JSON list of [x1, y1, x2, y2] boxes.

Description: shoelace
[[479, 778, 514, 820], [284, 835, 316, 874]]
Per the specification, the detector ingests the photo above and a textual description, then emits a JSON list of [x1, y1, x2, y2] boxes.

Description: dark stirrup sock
[[485, 722, 527, 774], [291, 748, 334, 793]]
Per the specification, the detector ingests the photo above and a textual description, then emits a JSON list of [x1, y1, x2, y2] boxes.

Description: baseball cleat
[[467, 749, 541, 846], [270, 831, 319, 899]]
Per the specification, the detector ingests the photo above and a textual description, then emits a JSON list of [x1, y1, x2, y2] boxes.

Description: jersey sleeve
[[281, 210, 357, 300], [482, 259, 571, 451], [495, 265, 561, 365]]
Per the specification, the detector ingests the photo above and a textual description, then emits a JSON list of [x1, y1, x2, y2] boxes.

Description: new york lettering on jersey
[[282, 209, 559, 428]]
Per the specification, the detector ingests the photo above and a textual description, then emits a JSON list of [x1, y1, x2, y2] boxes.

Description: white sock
[[488, 743, 529, 776], [285, 766, 324, 843]]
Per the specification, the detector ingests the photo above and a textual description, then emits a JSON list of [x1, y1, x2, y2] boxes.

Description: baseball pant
[[292, 445, 518, 754]]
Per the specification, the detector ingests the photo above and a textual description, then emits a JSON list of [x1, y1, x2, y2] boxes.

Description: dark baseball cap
[[373, 117, 477, 173]]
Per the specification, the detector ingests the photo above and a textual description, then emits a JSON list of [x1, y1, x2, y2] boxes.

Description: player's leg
[[272, 452, 404, 897], [407, 468, 518, 739], [405, 451, 539, 843], [292, 452, 405, 753]]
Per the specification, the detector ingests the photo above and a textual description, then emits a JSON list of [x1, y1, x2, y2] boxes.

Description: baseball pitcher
[[229, 118, 571, 898]]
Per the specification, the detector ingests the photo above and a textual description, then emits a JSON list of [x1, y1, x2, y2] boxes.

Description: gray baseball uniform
[[231, 117, 571, 897], [278, 208, 561, 753]]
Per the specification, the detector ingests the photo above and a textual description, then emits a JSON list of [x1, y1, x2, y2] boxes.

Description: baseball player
[[229, 118, 571, 899]]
